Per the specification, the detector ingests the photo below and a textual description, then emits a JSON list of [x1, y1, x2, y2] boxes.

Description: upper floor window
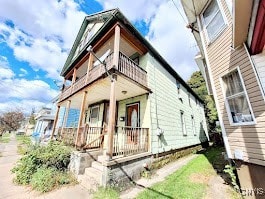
[[222, 68, 255, 125], [201, 0, 226, 42]]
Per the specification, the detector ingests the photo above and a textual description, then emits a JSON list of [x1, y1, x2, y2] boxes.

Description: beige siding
[[201, 0, 265, 166]]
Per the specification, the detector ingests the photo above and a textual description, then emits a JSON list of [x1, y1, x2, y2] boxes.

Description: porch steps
[[91, 160, 104, 172], [97, 155, 106, 163], [78, 167, 102, 191]]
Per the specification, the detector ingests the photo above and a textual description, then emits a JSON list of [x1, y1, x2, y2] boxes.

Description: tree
[[187, 71, 218, 133], [29, 108, 36, 125], [0, 110, 25, 135]]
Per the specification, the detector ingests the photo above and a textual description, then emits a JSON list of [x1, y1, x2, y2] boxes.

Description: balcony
[[59, 52, 148, 102]]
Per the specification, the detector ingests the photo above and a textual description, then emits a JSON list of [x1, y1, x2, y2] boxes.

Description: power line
[[171, 0, 188, 25]]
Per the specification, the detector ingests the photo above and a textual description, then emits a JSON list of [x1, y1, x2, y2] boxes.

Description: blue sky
[[0, 0, 198, 114]]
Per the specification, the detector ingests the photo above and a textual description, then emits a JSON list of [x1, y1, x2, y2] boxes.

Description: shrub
[[12, 141, 74, 192], [31, 168, 57, 192]]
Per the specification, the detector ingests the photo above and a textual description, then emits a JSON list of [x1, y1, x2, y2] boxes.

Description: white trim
[[197, 15, 232, 158], [180, 110, 187, 136], [219, 67, 256, 126], [200, 0, 228, 44], [243, 43, 265, 102]]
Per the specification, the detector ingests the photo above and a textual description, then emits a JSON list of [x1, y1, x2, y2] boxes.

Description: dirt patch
[[189, 173, 210, 184]]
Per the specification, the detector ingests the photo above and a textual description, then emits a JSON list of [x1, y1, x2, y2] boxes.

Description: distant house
[[33, 107, 54, 142], [181, 0, 265, 191], [52, 9, 208, 187]]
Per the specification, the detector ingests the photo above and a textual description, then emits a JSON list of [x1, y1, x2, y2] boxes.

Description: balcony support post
[[51, 105, 60, 140], [106, 74, 117, 160], [75, 91, 87, 148], [60, 100, 71, 137], [113, 25, 120, 69], [86, 53, 93, 84]]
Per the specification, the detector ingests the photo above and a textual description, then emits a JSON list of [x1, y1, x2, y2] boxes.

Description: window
[[191, 115, 196, 135], [201, 0, 226, 42], [222, 69, 254, 125], [180, 111, 187, 135], [188, 94, 191, 107], [90, 106, 99, 123]]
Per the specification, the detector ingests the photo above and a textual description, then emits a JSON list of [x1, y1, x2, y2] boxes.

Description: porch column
[[75, 91, 87, 148], [107, 74, 117, 160], [51, 105, 60, 140], [85, 53, 93, 84], [113, 25, 120, 68], [61, 100, 71, 136]]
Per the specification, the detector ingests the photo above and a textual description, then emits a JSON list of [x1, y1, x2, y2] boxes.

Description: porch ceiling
[[233, 0, 253, 48], [59, 75, 149, 109]]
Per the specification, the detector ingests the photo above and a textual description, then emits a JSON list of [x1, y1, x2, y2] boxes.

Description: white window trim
[[191, 115, 196, 136], [180, 111, 187, 135], [220, 67, 256, 126], [200, 0, 228, 44]]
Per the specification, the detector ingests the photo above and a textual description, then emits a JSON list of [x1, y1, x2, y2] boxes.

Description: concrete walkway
[[120, 154, 198, 199], [0, 134, 92, 199], [0, 134, 198, 199]]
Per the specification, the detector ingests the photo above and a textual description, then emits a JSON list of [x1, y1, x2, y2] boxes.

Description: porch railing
[[113, 126, 149, 158], [59, 52, 148, 102], [118, 52, 148, 87], [83, 126, 104, 149]]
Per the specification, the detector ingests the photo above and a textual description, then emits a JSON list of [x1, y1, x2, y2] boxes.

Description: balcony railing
[[59, 52, 148, 102]]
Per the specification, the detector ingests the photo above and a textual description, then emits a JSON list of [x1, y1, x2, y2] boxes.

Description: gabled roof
[[61, 8, 204, 103]]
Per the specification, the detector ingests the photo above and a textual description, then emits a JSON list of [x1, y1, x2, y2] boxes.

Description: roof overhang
[[249, 0, 265, 55], [232, 0, 253, 48]]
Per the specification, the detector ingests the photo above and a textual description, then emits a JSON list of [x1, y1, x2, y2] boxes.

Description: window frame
[[200, 0, 228, 44], [180, 110, 187, 135], [191, 115, 196, 136], [220, 67, 256, 126], [89, 105, 100, 123]]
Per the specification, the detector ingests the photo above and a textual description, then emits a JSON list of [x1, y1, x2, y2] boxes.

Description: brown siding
[[201, 0, 265, 166]]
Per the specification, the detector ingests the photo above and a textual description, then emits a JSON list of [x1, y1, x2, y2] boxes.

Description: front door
[[126, 103, 139, 143]]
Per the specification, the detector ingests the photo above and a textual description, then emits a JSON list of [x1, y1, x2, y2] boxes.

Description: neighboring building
[[181, 0, 265, 192], [33, 107, 54, 142], [52, 9, 208, 187]]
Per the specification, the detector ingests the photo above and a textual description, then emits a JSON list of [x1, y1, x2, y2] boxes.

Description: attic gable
[[61, 9, 117, 76]]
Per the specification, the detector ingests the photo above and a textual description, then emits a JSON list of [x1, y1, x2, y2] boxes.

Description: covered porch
[[52, 73, 150, 160]]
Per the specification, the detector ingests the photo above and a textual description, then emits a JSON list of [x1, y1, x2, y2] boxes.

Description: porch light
[[122, 90, 127, 94]]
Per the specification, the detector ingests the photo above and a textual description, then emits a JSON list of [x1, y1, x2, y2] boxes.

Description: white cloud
[[0, 0, 86, 79], [0, 58, 58, 113], [96, 0, 162, 23], [0, 56, 15, 79], [97, 0, 199, 80], [146, 0, 199, 80], [18, 68, 28, 77]]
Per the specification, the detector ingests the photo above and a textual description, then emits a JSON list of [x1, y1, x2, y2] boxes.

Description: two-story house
[[51, 9, 208, 188], [181, 0, 265, 192]]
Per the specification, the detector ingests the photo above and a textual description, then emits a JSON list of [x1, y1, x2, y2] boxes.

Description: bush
[[12, 141, 74, 192], [30, 168, 76, 193], [31, 168, 57, 192]]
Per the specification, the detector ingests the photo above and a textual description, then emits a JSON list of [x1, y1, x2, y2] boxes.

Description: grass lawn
[[0, 133, 11, 143], [16, 135, 31, 155], [136, 147, 238, 199]]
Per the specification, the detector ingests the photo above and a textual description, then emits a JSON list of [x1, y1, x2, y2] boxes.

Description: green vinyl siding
[[142, 53, 208, 154]]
